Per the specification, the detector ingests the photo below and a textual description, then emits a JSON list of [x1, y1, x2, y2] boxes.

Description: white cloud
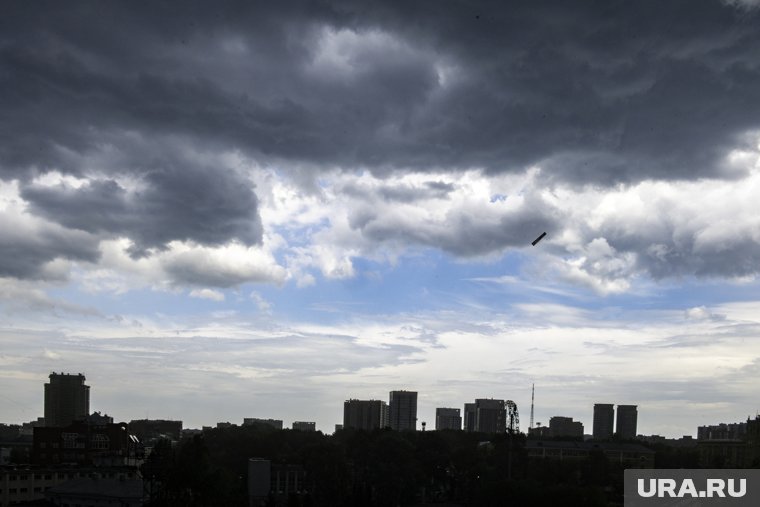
[[189, 288, 225, 301], [2, 292, 760, 436], [249, 291, 272, 314], [685, 306, 726, 321]]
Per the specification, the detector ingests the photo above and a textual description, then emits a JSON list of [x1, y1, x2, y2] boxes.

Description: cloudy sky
[[2, 0, 760, 437]]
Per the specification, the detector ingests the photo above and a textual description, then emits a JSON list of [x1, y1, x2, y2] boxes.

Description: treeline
[[141, 425, 684, 507]]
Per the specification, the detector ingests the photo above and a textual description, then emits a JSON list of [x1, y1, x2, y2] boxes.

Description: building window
[[91, 433, 110, 449]]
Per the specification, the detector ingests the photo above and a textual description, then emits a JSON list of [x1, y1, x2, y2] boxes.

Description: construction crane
[[506, 400, 520, 434]]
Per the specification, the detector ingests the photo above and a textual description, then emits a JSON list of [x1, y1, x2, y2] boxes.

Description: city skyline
[[4, 370, 745, 439], [2, 1, 760, 438]]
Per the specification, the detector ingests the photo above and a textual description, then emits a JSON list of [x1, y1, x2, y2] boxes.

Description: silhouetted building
[[549, 416, 584, 438], [248, 458, 271, 502], [593, 404, 614, 440], [527, 424, 551, 438], [0, 465, 139, 507], [44, 373, 90, 428], [343, 399, 389, 430], [32, 421, 141, 466], [474, 399, 506, 434], [746, 416, 760, 468], [19, 417, 46, 437], [637, 434, 697, 448], [46, 476, 144, 507], [292, 421, 315, 431], [128, 419, 182, 443], [435, 408, 461, 430], [248, 458, 313, 506], [698, 422, 746, 440], [697, 416, 760, 468], [87, 412, 113, 425], [616, 405, 638, 439], [389, 390, 418, 431], [0, 424, 21, 441], [526, 440, 654, 468], [463, 403, 476, 432], [243, 418, 283, 430]]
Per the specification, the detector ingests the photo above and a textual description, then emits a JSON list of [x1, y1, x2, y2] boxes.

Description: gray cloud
[[346, 191, 558, 257], [21, 163, 262, 256], [0, 216, 99, 280], [2, 0, 760, 185], [3, 0, 760, 284]]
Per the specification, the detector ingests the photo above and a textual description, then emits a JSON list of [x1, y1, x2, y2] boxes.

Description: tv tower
[[529, 383, 535, 430]]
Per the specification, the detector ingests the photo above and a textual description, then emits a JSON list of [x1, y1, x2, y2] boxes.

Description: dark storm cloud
[[3, 0, 760, 184], [2, 0, 760, 282], [0, 222, 99, 279], [21, 164, 262, 256]]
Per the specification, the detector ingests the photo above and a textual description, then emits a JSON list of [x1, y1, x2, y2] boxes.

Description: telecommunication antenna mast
[[530, 383, 535, 430]]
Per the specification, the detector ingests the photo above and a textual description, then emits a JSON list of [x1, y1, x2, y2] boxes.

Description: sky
[[2, 0, 760, 437]]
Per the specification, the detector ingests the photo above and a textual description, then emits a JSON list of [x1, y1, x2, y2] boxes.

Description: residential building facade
[[44, 373, 90, 428], [389, 391, 418, 431], [343, 399, 389, 430], [593, 404, 615, 440], [435, 408, 462, 431]]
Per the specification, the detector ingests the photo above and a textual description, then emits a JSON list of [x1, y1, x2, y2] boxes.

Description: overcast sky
[[2, 0, 760, 437]]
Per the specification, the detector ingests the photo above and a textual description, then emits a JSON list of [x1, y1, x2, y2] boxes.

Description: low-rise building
[[32, 421, 142, 466], [548, 416, 584, 438], [46, 476, 144, 507], [697, 416, 760, 468], [291, 421, 316, 432], [128, 419, 182, 444], [0, 465, 139, 507], [243, 418, 283, 430], [526, 440, 655, 468], [248, 458, 312, 507]]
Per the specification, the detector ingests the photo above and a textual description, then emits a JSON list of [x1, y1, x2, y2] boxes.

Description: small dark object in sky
[[531, 232, 547, 246]]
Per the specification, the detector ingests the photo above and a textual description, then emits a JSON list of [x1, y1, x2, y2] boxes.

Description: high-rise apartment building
[[463, 403, 477, 432], [435, 408, 462, 430], [343, 399, 389, 430], [593, 404, 615, 440], [389, 390, 418, 431], [44, 373, 90, 427], [474, 399, 506, 434], [616, 405, 638, 439]]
